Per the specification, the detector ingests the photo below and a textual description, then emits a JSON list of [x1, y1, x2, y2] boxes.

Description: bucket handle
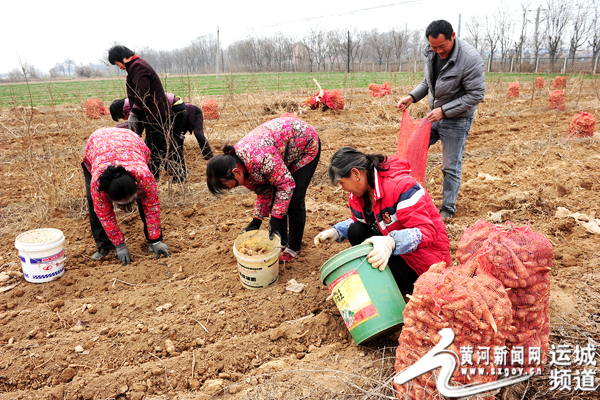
[[325, 256, 370, 301]]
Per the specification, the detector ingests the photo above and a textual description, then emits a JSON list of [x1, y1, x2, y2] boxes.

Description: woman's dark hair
[[108, 45, 135, 65], [328, 147, 388, 189], [425, 20, 453, 40], [109, 99, 125, 121], [205, 145, 239, 196], [98, 165, 137, 202]]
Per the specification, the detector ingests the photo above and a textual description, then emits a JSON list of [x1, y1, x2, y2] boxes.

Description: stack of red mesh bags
[[202, 99, 219, 120], [456, 220, 552, 367], [507, 83, 520, 98], [534, 77, 544, 89], [85, 99, 109, 119], [552, 76, 567, 89], [304, 90, 345, 110], [394, 261, 512, 400], [369, 81, 391, 97], [568, 112, 596, 139], [549, 90, 565, 111], [394, 220, 552, 399]]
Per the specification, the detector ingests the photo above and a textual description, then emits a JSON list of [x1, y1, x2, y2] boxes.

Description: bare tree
[[408, 29, 425, 62], [513, 1, 531, 71], [390, 27, 409, 64], [54, 62, 66, 77], [464, 16, 484, 52], [589, 0, 600, 63], [325, 30, 344, 71], [543, 0, 571, 72], [367, 29, 392, 70], [484, 15, 500, 71], [63, 58, 75, 76], [568, 3, 589, 66], [303, 27, 327, 72], [496, 2, 514, 71]]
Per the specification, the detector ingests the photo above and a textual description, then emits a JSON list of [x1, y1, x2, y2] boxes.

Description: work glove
[[314, 228, 340, 246], [148, 241, 170, 259], [115, 243, 131, 266], [241, 218, 262, 234], [269, 216, 282, 241], [362, 235, 396, 271]]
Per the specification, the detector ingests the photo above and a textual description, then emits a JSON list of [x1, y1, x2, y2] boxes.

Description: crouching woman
[[82, 127, 169, 265], [314, 147, 450, 293]]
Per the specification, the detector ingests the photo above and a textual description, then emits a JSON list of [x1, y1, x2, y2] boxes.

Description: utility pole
[[216, 27, 220, 79], [457, 14, 461, 37], [347, 31, 350, 73], [534, 7, 540, 59]]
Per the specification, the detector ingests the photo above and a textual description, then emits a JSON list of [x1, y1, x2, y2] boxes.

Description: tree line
[[3, 0, 600, 82]]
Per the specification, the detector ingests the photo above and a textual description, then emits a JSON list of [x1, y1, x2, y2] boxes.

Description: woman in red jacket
[[82, 127, 169, 265], [314, 147, 450, 293]]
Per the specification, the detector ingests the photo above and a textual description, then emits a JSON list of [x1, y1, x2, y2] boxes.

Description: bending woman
[[82, 127, 169, 265], [206, 117, 320, 263], [314, 147, 450, 293]]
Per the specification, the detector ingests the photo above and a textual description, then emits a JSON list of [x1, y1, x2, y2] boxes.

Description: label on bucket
[[20, 249, 65, 282], [328, 270, 378, 330]]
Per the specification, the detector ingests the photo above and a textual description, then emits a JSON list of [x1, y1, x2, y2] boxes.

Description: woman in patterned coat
[[206, 117, 321, 263], [82, 127, 169, 265]]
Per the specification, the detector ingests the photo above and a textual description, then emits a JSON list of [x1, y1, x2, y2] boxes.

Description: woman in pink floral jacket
[[206, 117, 321, 262], [82, 127, 169, 265]]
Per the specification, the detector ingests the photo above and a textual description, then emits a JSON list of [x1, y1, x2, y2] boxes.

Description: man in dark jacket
[[397, 20, 485, 221], [108, 45, 184, 181]]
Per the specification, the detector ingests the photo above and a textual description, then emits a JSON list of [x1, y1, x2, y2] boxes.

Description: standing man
[[108, 45, 182, 181], [397, 20, 485, 221]]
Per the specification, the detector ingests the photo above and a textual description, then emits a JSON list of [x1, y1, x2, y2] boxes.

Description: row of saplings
[[394, 220, 552, 399]]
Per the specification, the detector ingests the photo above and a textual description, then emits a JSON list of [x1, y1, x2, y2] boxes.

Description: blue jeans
[[429, 115, 473, 215]]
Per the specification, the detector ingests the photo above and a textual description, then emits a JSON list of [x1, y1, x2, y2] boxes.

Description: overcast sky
[[1, 0, 533, 74]]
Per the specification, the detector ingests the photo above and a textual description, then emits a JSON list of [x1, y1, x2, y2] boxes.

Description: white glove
[[314, 228, 340, 246], [362, 236, 396, 271]]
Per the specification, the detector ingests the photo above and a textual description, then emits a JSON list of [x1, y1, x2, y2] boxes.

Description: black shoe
[[440, 211, 453, 222]]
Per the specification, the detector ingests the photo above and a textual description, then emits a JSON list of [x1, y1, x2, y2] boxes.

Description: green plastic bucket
[[320, 243, 406, 345]]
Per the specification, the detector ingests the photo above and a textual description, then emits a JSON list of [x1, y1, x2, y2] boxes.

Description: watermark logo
[[394, 328, 531, 397], [394, 329, 600, 396]]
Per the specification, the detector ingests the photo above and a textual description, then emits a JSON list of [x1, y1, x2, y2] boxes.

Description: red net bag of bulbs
[[534, 77, 544, 89], [85, 99, 109, 119], [202, 99, 219, 120], [394, 261, 512, 400], [456, 220, 553, 367], [369, 81, 391, 97], [567, 112, 596, 139], [396, 109, 431, 187], [549, 90, 565, 111], [552, 76, 567, 89], [507, 83, 520, 98]]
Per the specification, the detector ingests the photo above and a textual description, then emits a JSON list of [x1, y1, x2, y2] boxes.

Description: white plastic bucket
[[233, 230, 281, 290], [14, 228, 66, 283]]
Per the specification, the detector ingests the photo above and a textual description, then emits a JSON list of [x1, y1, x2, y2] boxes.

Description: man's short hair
[[425, 20, 454, 40], [108, 45, 135, 65]]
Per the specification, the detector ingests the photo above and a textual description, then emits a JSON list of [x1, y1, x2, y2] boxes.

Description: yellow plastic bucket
[[233, 230, 281, 290]]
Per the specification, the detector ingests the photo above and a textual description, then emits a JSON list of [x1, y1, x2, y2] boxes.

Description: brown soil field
[[0, 80, 599, 400]]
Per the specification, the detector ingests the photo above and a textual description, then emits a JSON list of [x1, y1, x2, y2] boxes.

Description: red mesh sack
[[202, 99, 219, 120], [567, 112, 596, 139], [456, 219, 496, 264], [321, 90, 345, 110], [552, 76, 567, 89], [394, 262, 512, 399], [464, 222, 553, 367], [396, 109, 431, 187], [549, 90, 565, 111], [507, 83, 520, 98], [85, 99, 109, 119], [370, 81, 392, 97], [534, 77, 544, 89]]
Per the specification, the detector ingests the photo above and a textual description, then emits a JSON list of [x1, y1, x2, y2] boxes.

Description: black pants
[[82, 163, 150, 251], [278, 140, 321, 253], [144, 105, 187, 181], [191, 105, 213, 160], [347, 221, 419, 293]]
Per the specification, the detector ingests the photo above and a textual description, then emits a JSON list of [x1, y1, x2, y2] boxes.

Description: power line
[[243, 0, 423, 31]]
